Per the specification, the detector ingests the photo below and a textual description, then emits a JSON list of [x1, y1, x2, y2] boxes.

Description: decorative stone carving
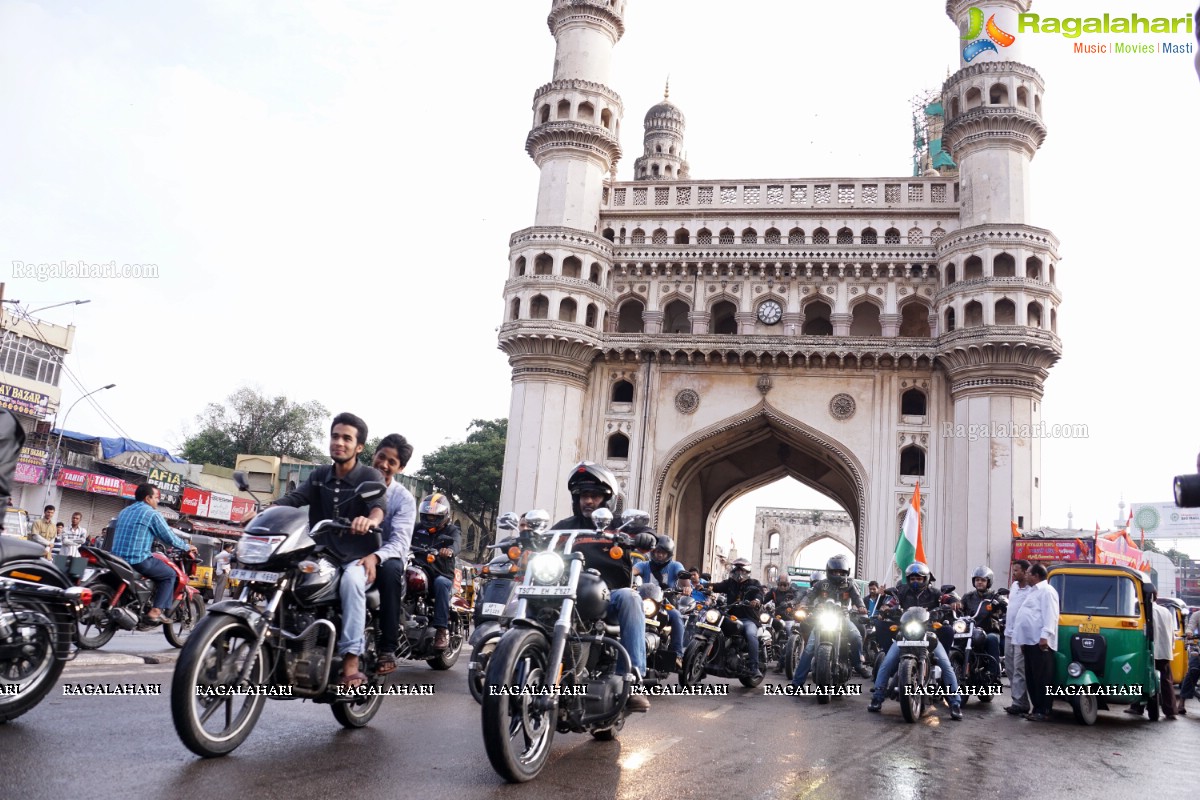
[[829, 393, 856, 420], [675, 389, 700, 414], [757, 375, 773, 395]]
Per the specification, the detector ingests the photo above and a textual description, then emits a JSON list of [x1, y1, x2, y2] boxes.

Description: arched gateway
[[497, 1, 1062, 583]]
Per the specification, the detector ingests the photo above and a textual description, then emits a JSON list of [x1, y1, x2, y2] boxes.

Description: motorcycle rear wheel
[[171, 614, 267, 757], [332, 686, 385, 728], [481, 627, 555, 783], [75, 582, 117, 650], [426, 618, 465, 670], [0, 599, 65, 723], [164, 594, 206, 648], [591, 713, 625, 741], [898, 657, 924, 723], [469, 633, 501, 705]]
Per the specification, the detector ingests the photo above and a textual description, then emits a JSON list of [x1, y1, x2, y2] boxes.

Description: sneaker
[[433, 628, 450, 649], [1004, 705, 1030, 715], [867, 699, 883, 713], [626, 694, 650, 712], [748, 668, 763, 680], [949, 705, 963, 721]]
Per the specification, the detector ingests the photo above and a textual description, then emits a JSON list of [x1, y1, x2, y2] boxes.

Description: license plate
[[1078, 621, 1099, 634], [481, 602, 505, 616], [697, 622, 721, 631], [517, 586, 573, 597], [899, 640, 927, 647], [230, 569, 281, 583]]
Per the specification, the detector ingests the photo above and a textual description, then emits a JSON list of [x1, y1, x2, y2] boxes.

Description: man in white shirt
[[212, 542, 235, 603], [1012, 563, 1058, 721], [61, 512, 88, 557], [1003, 559, 1033, 715], [1127, 589, 1179, 719]]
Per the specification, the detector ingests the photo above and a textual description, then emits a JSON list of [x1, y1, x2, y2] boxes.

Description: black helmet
[[971, 565, 994, 590], [651, 535, 675, 564], [826, 554, 851, 585], [904, 561, 931, 589], [730, 558, 752, 580], [567, 461, 618, 500]]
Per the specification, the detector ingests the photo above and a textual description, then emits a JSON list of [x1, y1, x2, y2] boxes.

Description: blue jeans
[[872, 639, 961, 706], [981, 632, 1002, 679], [792, 625, 863, 686], [608, 587, 646, 676], [432, 575, 452, 629], [133, 556, 177, 612], [338, 560, 372, 656], [666, 608, 685, 658], [1180, 651, 1200, 700], [740, 620, 760, 672]]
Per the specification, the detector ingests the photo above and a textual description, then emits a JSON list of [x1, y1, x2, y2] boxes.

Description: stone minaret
[[935, 0, 1062, 576], [633, 81, 690, 181], [497, 0, 627, 517]]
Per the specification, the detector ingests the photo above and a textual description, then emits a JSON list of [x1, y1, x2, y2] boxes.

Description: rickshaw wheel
[[1070, 695, 1098, 725], [1146, 695, 1160, 721]]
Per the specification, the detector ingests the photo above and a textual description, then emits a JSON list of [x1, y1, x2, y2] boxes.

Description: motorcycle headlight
[[952, 619, 968, 634], [759, 612, 771, 624], [643, 598, 659, 617], [794, 609, 807, 622], [818, 611, 839, 631], [237, 535, 285, 565], [705, 609, 721, 624], [529, 552, 565, 585], [1067, 661, 1083, 678], [903, 622, 924, 639]]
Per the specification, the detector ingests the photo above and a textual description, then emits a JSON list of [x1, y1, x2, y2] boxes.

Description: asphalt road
[[3, 645, 1197, 800]]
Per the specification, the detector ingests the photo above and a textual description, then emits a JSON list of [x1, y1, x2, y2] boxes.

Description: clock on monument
[[757, 299, 783, 325]]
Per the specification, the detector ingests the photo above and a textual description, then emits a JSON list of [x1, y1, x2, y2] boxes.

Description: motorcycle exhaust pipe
[[109, 607, 139, 631]]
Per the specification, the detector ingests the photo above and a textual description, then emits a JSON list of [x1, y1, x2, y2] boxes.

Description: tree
[[359, 436, 383, 467], [416, 419, 507, 542], [180, 386, 330, 467]]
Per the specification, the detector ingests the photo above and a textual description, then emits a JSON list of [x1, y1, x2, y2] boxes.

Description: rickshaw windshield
[[1049, 574, 1138, 617]]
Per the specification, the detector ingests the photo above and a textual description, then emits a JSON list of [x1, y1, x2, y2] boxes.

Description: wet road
[[3, 652, 1197, 800]]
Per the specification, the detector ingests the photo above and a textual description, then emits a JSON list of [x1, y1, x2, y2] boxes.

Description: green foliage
[[416, 419, 507, 534], [180, 386, 329, 468], [359, 436, 383, 466]]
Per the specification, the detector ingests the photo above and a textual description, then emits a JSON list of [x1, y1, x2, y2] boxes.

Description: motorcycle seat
[[0, 536, 47, 563], [366, 587, 380, 611]]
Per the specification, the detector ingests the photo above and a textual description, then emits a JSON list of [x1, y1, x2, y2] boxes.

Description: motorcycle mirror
[[621, 508, 650, 529], [996, 588, 1010, 596], [940, 584, 956, 594], [232, 471, 251, 492], [497, 512, 520, 531], [524, 509, 551, 532], [354, 481, 387, 502], [591, 507, 613, 531]]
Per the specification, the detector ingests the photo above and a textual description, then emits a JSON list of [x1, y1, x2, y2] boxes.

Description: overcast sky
[[2, 0, 1198, 563]]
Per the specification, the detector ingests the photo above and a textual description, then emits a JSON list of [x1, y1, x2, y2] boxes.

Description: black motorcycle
[[807, 599, 858, 703], [948, 596, 1006, 704], [882, 605, 955, 723], [0, 538, 91, 723], [481, 507, 649, 783], [680, 595, 771, 688], [639, 581, 678, 684], [397, 544, 471, 670], [170, 480, 389, 757], [468, 514, 526, 704]]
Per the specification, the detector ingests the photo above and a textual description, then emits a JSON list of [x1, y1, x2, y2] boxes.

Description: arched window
[[788, 227, 805, 244], [607, 432, 630, 460], [764, 228, 781, 244], [697, 228, 713, 245], [965, 87, 983, 110], [946, 263, 956, 285], [663, 299, 691, 334], [1034, 94, 1042, 115], [964, 300, 983, 327], [652, 228, 668, 245], [768, 531, 781, 551], [1017, 86, 1029, 108], [945, 307, 956, 332], [1026, 257, 1042, 280], [901, 388, 927, 416], [850, 303, 881, 336], [861, 227, 877, 245], [884, 228, 901, 244], [589, 263, 601, 285], [900, 445, 926, 477], [601, 108, 613, 129], [899, 302, 932, 337], [539, 104, 550, 124], [802, 300, 833, 335], [509, 298, 520, 320], [585, 303, 598, 328], [556, 99, 571, 119], [718, 228, 735, 244], [515, 256, 527, 276], [562, 256, 582, 279], [989, 83, 1009, 105], [530, 295, 549, 319], [578, 102, 595, 122], [534, 253, 553, 275], [617, 299, 644, 332], [812, 227, 829, 244], [612, 380, 634, 403], [1027, 301, 1043, 328], [1050, 307, 1057, 332], [674, 227, 690, 244], [1049, 264, 1056, 284], [710, 300, 737, 334], [836, 227, 853, 244], [559, 297, 577, 322], [742, 228, 758, 244], [907, 227, 923, 245], [630, 228, 646, 245], [994, 253, 1016, 277], [964, 256, 983, 280], [951, 97, 960, 118], [995, 298, 1016, 325], [602, 228, 615, 241]]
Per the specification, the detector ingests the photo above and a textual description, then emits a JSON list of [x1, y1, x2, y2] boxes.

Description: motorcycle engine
[[282, 609, 330, 689]]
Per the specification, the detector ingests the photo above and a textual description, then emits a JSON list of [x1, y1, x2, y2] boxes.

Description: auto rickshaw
[[1047, 563, 1160, 724], [1160, 596, 1190, 685]]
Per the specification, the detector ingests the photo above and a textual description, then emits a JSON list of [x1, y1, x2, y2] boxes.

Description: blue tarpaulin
[[52, 429, 186, 464]]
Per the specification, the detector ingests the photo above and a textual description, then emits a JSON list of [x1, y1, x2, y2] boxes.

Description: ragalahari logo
[[962, 7, 1016, 61]]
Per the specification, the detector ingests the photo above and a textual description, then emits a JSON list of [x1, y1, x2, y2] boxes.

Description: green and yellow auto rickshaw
[[1047, 563, 1160, 724]]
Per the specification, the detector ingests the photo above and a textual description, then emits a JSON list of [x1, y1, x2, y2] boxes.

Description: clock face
[[757, 299, 783, 325]]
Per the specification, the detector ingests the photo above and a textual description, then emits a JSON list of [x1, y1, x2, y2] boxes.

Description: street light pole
[[43, 383, 116, 506]]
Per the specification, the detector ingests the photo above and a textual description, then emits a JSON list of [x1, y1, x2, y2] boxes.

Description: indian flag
[[894, 482, 926, 573]]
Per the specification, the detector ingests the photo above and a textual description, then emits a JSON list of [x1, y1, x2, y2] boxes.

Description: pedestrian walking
[[1012, 563, 1058, 722], [212, 542, 235, 603], [1003, 559, 1033, 716]]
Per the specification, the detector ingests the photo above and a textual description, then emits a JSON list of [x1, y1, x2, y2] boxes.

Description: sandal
[[338, 671, 368, 689], [376, 653, 397, 675]]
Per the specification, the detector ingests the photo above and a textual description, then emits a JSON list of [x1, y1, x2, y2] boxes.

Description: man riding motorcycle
[[410, 493, 462, 650], [551, 461, 653, 711], [789, 555, 872, 688], [707, 558, 765, 680], [765, 577, 796, 608], [634, 535, 688, 668], [868, 561, 962, 720], [960, 565, 1004, 680]]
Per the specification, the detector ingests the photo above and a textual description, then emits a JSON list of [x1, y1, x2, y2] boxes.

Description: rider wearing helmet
[[552, 462, 652, 711], [789, 554, 872, 688], [634, 534, 688, 667], [867, 561, 962, 719], [410, 492, 462, 650], [765, 577, 797, 607], [960, 565, 1004, 679], [708, 558, 766, 680]]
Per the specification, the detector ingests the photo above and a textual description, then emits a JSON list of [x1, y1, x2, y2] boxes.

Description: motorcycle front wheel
[[76, 582, 117, 650], [0, 600, 65, 723], [427, 617, 466, 670], [898, 656, 925, 723], [679, 640, 709, 687], [171, 614, 267, 757], [164, 593, 206, 648], [949, 651, 970, 706], [813, 642, 834, 704], [481, 627, 555, 783]]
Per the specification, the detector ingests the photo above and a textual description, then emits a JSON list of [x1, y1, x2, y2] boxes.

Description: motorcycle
[[77, 543, 205, 649], [170, 479, 389, 758], [948, 596, 1006, 704], [680, 594, 771, 689], [398, 544, 472, 670], [782, 605, 812, 680], [881, 604, 955, 723], [480, 507, 649, 783], [0, 538, 91, 722], [468, 513, 526, 703], [808, 599, 858, 704], [639, 581, 678, 684]]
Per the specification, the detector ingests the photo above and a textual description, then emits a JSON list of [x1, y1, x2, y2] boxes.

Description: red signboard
[[14, 462, 46, 484], [1012, 538, 1095, 564], [181, 487, 252, 522], [85, 473, 124, 496], [56, 468, 89, 491], [230, 497, 255, 521]]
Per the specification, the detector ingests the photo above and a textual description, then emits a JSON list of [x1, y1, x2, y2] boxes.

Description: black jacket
[[804, 579, 866, 611], [962, 589, 1004, 633], [882, 583, 943, 617], [710, 578, 764, 619], [411, 522, 461, 579]]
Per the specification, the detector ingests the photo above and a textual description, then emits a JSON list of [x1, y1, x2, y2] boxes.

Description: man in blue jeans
[[790, 554, 872, 689], [868, 561, 962, 721], [110, 483, 197, 624]]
